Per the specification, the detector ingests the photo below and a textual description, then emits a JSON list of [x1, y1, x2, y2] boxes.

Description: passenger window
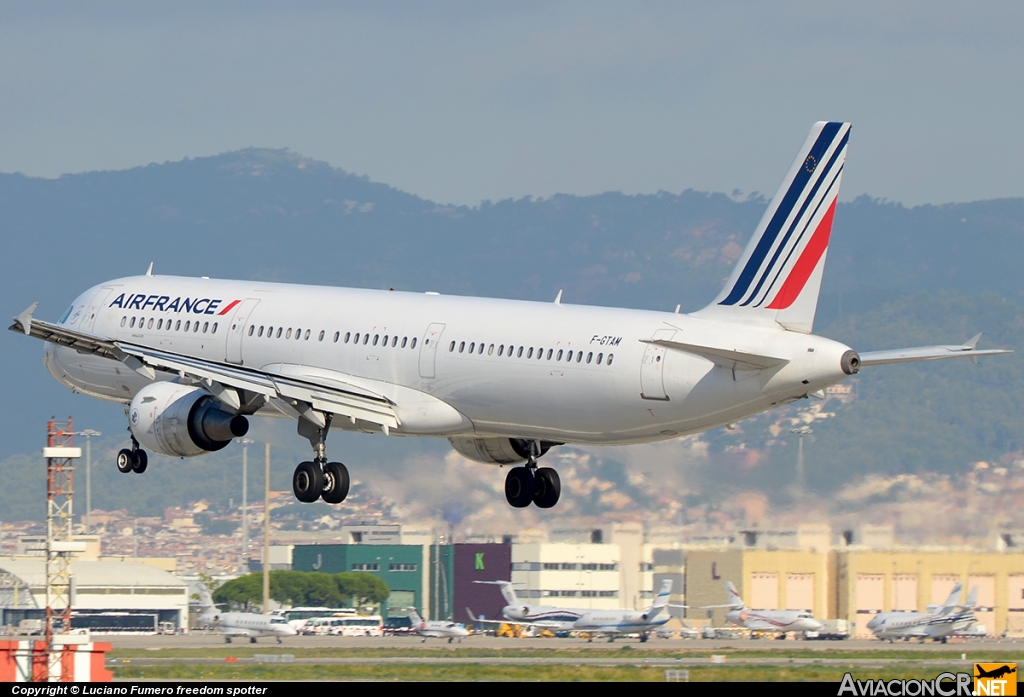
[[176, 320, 181, 331], [149, 318, 156, 329], [557, 349, 563, 361], [184, 321, 190, 331], [518, 347, 524, 358], [401, 337, 407, 348], [527, 347, 533, 358], [304, 329, 310, 340], [295, 328, 301, 340], [203, 322, 209, 333], [194, 322, 200, 333], [334, 331, 340, 343], [130, 317, 136, 328], [383, 335, 389, 346], [597, 352, 603, 364], [319, 330, 325, 342], [459, 341, 465, 353], [258, 326, 264, 337], [268, 325, 273, 337], [391, 336, 397, 348], [576, 352, 583, 363], [608, 354, 614, 365], [345, 332, 351, 343], [363, 334, 369, 345], [546, 349, 553, 360], [286, 328, 293, 339], [565, 350, 572, 362], [354, 333, 360, 344], [498, 345, 504, 356], [488, 344, 494, 355], [276, 327, 283, 338], [373, 334, 379, 346], [478, 343, 484, 355], [121, 316, 126, 327], [449, 341, 456, 352], [411, 337, 417, 349], [587, 352, 593, 364], [468, 342, 475, 353]]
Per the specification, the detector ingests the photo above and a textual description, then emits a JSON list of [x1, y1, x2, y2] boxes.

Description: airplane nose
[[804, 619, 823, 632]]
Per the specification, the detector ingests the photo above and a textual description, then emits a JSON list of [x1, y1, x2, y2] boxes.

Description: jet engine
[[128, 382, 249, 458], [447, 437, 556, 465]]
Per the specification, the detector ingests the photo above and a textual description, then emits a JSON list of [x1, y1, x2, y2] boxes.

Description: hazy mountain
[[0, 148, 1020, 520]]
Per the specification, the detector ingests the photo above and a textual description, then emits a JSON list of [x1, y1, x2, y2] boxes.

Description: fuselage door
[[225, 298, 261, 365], [418, 323, 446, 379], [79, 288, 113, 333], [640, 329, 676, 401]]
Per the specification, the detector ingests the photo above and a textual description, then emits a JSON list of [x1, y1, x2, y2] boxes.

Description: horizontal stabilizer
[[641, 338, 789, 371], [859, 334, 1012, 367]]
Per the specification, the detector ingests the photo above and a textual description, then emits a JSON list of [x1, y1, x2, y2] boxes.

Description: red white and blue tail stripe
[[700, 122, 850, 333]]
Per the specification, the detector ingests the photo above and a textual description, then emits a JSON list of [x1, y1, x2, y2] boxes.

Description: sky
[[1, 1, 1023, 206]]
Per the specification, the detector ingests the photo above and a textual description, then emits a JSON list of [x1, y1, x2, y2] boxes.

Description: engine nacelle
[[128, 382, 249, 458], [447, 437, 555, 465]]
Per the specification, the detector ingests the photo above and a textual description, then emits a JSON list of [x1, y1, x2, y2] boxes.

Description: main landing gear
[[504, 442, 560, 509], [116, 436, 148, 474], [292, 416, 350, 505]]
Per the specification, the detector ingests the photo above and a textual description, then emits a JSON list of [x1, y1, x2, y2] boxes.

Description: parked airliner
[[10, 122, 1011, 508]]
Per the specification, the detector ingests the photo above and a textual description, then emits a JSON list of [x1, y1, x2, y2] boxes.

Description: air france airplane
[[10, 122, 1011, 509]]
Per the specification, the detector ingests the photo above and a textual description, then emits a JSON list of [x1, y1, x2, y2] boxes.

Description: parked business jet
[[406, 608, 470, 643], [470, 580, 584, 631], [11, 122, 1011, 508], [571, 578, 675, 642], [866, 583, 979, 643], [198, 590, 298, 644], [713, 581, 823, 634]]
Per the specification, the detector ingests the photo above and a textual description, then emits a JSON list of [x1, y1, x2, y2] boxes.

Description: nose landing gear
[[504, 441, 561, 508], [292, 415, 350, 505]]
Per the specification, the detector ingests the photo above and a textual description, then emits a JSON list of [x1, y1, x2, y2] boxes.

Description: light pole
[[69, 429, 101, 533], [239, 438, 254, 573]]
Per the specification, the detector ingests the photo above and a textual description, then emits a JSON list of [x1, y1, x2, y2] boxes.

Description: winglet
[[14, 303, 38, 335], [146, 262, 154, 276], [554, 289, 563, 305], [963, 333, 982, 350]]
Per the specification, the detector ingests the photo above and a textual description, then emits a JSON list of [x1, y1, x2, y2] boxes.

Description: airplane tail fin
[[197, 587, 218, 623], [696, 121, 851, 334], [963, 586, 979, 609], [643, 579, 673, 618], [473, 580, 519, 606], [407, 608, 424, 627], [941, 581, 964, 612], [726, 581, 745, 609]]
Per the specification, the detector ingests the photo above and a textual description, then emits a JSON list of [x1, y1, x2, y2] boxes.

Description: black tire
[[504, 467, 535, 508], [132, 449, 148, 474], [250, 637, 257, 644], [292, 461, 324, 503], [117, 449, 135, 474], [532, 467, 561, 508], [321, 461, 350, 504]]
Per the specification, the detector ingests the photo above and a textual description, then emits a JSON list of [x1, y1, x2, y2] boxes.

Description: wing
[[859, 333, 1012, 367], [10, 305, 401, 433]]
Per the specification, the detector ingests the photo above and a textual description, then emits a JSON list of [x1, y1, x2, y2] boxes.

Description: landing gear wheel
[[225, 637, 232, 644], [504, 467, 535, 508], [293, 461, 324, 503], [321, 462, 350, 504], [116, 449, 135, 474], [532, 467, 561, 508], [250, 637, 257, 644], [132, 449, 148, 474]]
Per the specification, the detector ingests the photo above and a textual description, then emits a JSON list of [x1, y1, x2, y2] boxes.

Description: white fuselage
[[413, 620, 470, 639], [572, 608, 671, 634], [726, 608, 823, 633], [209, 612, 298, 638], [866, 609, 975, 641], [44, 275, 854, 446]]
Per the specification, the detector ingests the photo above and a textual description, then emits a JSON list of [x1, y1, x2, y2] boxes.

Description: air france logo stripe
[[719, 122, 849, 309], [741, 132, 848, 307]]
